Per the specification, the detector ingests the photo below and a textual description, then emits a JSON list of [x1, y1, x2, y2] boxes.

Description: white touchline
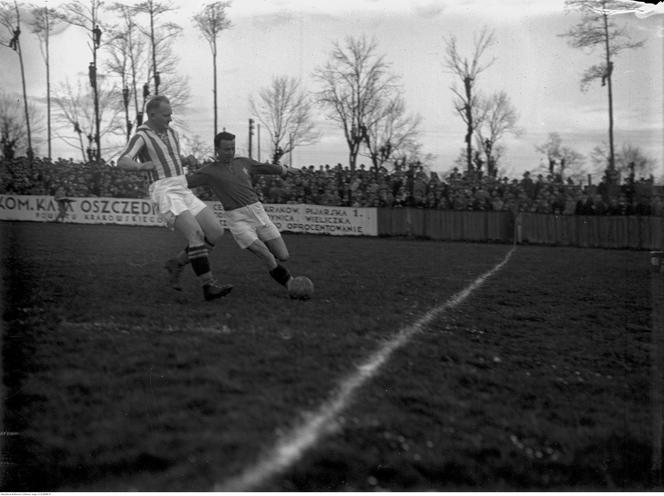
[[215, 247, 516, 491]]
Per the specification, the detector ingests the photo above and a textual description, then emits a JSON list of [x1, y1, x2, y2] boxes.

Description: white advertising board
[[0, 194, 377, 236]]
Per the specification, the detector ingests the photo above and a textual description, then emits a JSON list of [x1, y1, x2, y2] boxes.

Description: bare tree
[[128, 0, 189, 125], [591, 141, 654, 179], [0, 90, 43, 159], [362, 94, 422, 170], [148, 36, 191, 124], [192, 1, 232, 137], [443, 26, 495, 173], [104, 2, 188, 132], [250, 75, 319, 164], [397, 142, 437, 172], [560, 0, 645, 176], [131, 0, 180, 97], [536, 132, 564, 174], [29, 4, 63, 160], [105, 30, 131, 141], [535, 132, 586, 181], [52, 78, 124, 162], [474, 90, 522, 177], [1, 0, 32, 158], [106, 2, 150, 140], [616, 143, 655, 178], [180, 133, 213, 162], [56, 0, 105, 163], [314, 36, 398, 169]]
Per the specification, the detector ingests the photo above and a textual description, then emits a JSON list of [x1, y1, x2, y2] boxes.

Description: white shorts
[[225, 202, 281, 249], [149, 175, 207, 228]]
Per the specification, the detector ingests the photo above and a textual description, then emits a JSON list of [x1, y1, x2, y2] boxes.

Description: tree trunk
[[92, 32, 100, 164], [349, 142, 358, 169], [123, 75, 131, 141], [128, 27, 140, 126], [18, 48, 31, 159], [45, 8, 51, 160], [150, 9, 158, 95], [14, 3, 32, 159], [464, 76, 473, 173], [213, 41, 218, 137], [77, 130, 86, 162], [603, 11, 615, 173]]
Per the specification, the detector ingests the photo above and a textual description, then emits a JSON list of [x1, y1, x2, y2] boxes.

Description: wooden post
[[651, 250, 664, 485]]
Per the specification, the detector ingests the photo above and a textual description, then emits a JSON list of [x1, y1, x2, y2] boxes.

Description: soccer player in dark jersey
[[165, 131, 299, 292], [116, 95, 232, 301]]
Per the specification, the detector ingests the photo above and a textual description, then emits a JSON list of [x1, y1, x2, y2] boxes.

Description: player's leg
[[164, 192, 223, 291], [195, 206, 225, 247], [225, 210, 291, 288], [246, 239, 278, 270], [249, 204, 289, 263], [166, 206, 222, 276], [172, 210, 232, 301], [246, 239, 292, 287], [257, 215, 292, 287], [228, 215, 275, 270], [261, 229, 293, 287], [265, 236, 290, 262]]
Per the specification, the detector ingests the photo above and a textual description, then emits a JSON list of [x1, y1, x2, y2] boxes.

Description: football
[[288, 276, 314, 300]]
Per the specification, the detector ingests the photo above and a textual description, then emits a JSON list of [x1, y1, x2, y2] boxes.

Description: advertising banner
[[0, 195, 166, 226], [0, 194, 378, 236], [262, 204, 377, 236]]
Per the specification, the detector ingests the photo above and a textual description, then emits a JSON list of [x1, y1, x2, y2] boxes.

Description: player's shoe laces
[[203, 280, 233, 301], [164, 258, 184, 291]]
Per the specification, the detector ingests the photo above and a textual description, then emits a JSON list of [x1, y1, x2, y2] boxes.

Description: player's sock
[[269, 264, 292, 287], [176, 237, 214, 266], [187, 245, 213, 285]]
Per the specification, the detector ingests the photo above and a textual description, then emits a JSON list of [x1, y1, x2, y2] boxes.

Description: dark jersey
[[187, 157, 285, 211]]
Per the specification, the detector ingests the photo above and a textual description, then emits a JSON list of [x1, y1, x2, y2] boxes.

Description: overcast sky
[[2, 0, 663, 179]]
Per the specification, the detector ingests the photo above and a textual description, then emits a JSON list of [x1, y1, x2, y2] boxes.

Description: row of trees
[[535, 131, 655, 183], [0, 0, 652, 182], [440, 0, 648, 181], [1, 0, 195, 163]]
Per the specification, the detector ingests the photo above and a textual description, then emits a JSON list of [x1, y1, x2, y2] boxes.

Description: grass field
[[1, 220, 661, 491]]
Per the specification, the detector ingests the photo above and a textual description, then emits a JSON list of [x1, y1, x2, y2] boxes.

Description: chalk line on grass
[[214, 247, 516, 491]]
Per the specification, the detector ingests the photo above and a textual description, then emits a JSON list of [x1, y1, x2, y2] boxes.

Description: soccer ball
[[288, 276, 314, 300]]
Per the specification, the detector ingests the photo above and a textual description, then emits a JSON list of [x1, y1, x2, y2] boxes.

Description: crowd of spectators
[[1, 155, 662, 217], [0, 156, 149, 199]]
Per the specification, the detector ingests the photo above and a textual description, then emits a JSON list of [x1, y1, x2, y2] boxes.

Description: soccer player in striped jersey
[[116, 95, 232, 302], [166, 131, 299, 292]]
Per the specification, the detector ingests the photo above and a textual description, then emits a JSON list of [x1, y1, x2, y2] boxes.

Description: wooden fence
[[376, 208, 664, 250]]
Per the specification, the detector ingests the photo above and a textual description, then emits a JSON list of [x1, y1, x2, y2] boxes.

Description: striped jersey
[[118, 124, 184, 181]]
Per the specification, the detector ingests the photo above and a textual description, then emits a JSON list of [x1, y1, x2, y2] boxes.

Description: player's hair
[[214, 131, 236, 149], [146, 95, 170, 115]]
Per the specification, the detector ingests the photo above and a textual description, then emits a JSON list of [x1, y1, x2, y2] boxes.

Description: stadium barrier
[[377, 209, 513, 242], [0, 194, 661, 249], [518, 213, 664, 249], [376, 208, 664, 250]]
